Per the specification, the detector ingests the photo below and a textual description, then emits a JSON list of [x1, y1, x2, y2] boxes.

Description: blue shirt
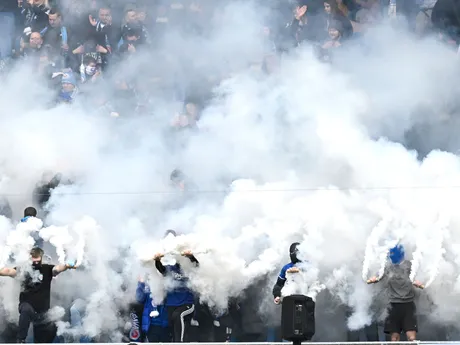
[[136, 282, 168, 331], [164, 264, 195, 306], [278, 262, 296, 281]]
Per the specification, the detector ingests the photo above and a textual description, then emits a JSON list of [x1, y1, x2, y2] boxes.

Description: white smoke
[[0, 217, 42, 268]]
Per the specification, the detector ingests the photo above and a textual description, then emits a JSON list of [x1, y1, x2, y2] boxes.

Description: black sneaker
[[16, 340, 25, 343]]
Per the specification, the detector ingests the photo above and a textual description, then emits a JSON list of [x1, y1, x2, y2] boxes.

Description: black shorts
[[384, 302, 417, 334]]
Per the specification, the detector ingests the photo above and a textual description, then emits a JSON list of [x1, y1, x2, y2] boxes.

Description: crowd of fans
[[0, 0, 458, 119]]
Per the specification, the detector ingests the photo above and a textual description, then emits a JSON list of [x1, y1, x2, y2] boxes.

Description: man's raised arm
[[52, 262, 77, 276], [0, 267, 17, 278]]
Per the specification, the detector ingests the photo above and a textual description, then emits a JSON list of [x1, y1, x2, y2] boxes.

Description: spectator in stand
[[121, 8, 149, 46], [78, 55, 101, 84], [20, 31, 44, 61], [71, 12, 109, 70], [136, 276, 169, 342], [287, 0, 328, 46], [40, 9, 69, 64], [118, 27, 142, 55], [171, 99, 201, 131], [324, 0, 354, 39], [21, 0, 50, 35], [56, 69, 78, 104], [321, 19, 345, 61], [95, 4, 120, 53]]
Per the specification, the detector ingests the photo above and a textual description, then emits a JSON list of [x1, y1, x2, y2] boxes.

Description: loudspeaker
[[281, 294, 315, 342]]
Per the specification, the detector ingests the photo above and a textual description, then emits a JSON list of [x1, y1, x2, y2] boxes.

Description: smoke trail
[[410, 214, 447, 286], [39, 225, 73, 264], [361, 201, 394, 281], [72, 216, 97, 267], [0, 217, 43, 268]]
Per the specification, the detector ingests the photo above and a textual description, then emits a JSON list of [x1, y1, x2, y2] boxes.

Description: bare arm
[[53, 263, 76, 277], [0, 268, 17, 278]]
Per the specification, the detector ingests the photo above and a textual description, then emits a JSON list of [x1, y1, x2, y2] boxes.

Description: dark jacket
[[21, 3, 49, 32], [272, 242, 301, 298]]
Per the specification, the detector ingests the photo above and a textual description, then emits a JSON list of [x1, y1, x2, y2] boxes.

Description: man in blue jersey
[[153, 236, 198, 342], [272, 242, 301, 304]]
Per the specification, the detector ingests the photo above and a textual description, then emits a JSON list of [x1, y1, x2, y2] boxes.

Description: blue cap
[[61, 72, 76, 86], [389, 244, 405, 265]]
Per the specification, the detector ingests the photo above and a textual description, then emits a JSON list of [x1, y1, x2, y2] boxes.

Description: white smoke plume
[[0, 217, 42, 268]]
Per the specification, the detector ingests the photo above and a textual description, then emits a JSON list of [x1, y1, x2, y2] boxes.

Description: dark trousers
[[145, 325, 170, 343], [18, 303, 56, 343], [167, 304, 195, 342]]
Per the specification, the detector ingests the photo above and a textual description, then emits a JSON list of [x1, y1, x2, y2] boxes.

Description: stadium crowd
[[0, 0, 458, 115], [0, 0, 460, 343]]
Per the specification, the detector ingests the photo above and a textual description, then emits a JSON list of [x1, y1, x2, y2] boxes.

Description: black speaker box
[[281, 294, 315, 342]]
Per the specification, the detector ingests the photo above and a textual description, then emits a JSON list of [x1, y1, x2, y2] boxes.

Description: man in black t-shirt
[[0, 247, 77, 343]]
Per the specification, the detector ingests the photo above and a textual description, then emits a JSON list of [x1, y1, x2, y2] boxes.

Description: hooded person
[[367, 244, 425, 342], [272, 242, 301, 304], [0, 247, 77, 343], [56, 70, 78, 103], [152, 230, 198, 342]]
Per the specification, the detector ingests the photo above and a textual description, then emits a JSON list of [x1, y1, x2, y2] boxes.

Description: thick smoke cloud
[[1, 0, 460, 341]]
